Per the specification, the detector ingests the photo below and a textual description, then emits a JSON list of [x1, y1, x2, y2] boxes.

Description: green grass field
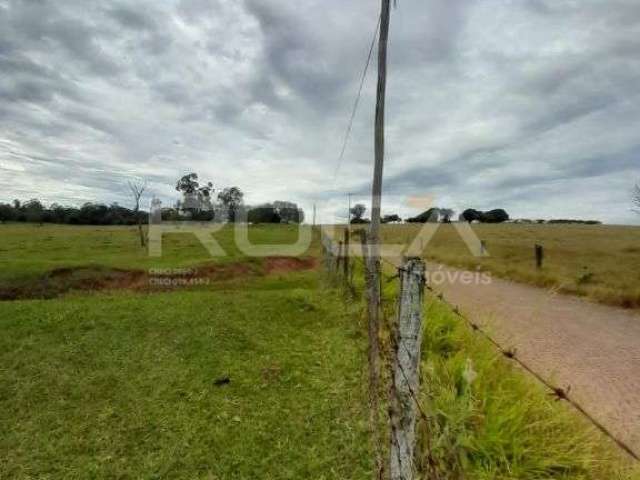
[[1, 224, 638, 479], [0, 273, 372, 479], [378, 223, 640, 308], [0, 223, 312, 281]]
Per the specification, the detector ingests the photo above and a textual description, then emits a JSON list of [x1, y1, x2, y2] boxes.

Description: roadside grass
[[0, 273, 371, 479], [419, 298, 639, 480], [343, 257, 640, 479], [375, 223, 640, 308]]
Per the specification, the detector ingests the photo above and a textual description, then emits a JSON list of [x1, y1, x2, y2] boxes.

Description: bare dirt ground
[[0, 257, 317, 301], [427, 263, 640, 453]]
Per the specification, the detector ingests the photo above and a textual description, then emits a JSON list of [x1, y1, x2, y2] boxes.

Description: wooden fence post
[[337, 241, 344, 276], [480, 240, 487, 256], [535, 244, 544, 269], [390, 257, 426, 480], [361, 231, 381, 413], [343, 229, 350, 282], [359, 229, 368, 261], [321, 234, 329, 273], [359, 230, 383, 476], [333, 242, 339, 279], [323, 234, 336, 278]]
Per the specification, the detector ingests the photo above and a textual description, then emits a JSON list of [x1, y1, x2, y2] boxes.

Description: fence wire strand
[[323, 235, 640, 465], [430, 289, 640, 462]]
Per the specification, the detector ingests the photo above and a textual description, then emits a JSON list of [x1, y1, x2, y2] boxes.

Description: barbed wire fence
[[322, 228, 432, 480], [320, 227, 639, 480]]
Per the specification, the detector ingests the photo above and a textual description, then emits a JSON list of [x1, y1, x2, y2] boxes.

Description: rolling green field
[[0, 223, 312, 281], [0, 275, 372, 479], [1, 224, 639, 479], [379, 223, 640, 308]]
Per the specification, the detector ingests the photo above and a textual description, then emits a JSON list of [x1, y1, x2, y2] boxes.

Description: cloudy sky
[[1, 0, 639, 224]]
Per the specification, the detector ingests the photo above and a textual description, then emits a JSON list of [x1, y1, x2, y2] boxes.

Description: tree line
[[0, 197, 305, 226], [0, 173, 305, 226], [0, 199, 147, 225], [349, 204, 511, 224]]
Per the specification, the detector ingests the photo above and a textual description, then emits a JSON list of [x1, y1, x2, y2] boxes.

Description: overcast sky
[[1, 0, 639, 224]]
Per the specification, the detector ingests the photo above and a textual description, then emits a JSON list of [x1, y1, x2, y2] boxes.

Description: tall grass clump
[[416, 299, 639, 480]]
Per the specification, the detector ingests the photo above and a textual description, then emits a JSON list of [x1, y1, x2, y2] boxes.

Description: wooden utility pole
[[313, 203, 317, 226], [370, 0, 390, 248], [367, 1, 391, 478]]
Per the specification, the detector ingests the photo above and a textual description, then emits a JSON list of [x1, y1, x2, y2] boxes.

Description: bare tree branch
[[128, 181, 146, 208], [128, 180, 148, 247]]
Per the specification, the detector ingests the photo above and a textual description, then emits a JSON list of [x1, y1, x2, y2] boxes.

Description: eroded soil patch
[[0, 257, 317, 301], [264, 256, 316, 274]]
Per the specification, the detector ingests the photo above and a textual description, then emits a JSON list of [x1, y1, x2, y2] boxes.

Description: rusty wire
[[431, 290, 640, 462], [324, 238, 640, 463], [379, 253, 640, 462]]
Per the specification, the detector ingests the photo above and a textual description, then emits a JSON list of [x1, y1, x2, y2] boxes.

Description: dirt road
[[426, 263, 640, 453]]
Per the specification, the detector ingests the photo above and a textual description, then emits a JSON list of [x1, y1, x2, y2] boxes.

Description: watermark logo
[[148, 267, 210, 287], [427, 265, 492, 286], [147, 198, 312, 258], [147, 193, 490, 282]]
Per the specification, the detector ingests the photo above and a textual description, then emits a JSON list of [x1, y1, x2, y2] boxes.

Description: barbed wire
[[321, 235, 640, 463], [383, 247, 640, 461], [429, 289, 640, 462]]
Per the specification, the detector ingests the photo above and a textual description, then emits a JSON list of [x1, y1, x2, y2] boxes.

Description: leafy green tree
[[350, 203, 366, 223], [0, 203, 15, 223], [481, 209, 509, 223], [273, 201, 304, 224], [218, 187, 244, 222], [175, 173, 214, 215], [407, 208, 441, 223], [381, 214, 401, 224], [23, 199, 45, 224], [247, 204, 281, 224], [175, 173, 199, 195], [440, 208, 455, 223], [461, 208, 482, 223]]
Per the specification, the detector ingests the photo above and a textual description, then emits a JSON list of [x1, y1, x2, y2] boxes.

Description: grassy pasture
[[0, 223, 317, 301], [0, 273, 372, 479], [0, 223, 312, 281], [379, 223, 640, 308]]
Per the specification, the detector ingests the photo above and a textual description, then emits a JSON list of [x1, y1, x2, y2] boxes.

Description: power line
[[333, 15, 381, 182]]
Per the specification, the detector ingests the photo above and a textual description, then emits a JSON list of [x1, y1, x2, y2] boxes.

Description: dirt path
[[427, 263, 640, 453]]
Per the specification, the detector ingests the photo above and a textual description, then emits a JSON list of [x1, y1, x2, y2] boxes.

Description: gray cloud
[[107, 3, 157, 31], [0, 0, 638, 223]]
